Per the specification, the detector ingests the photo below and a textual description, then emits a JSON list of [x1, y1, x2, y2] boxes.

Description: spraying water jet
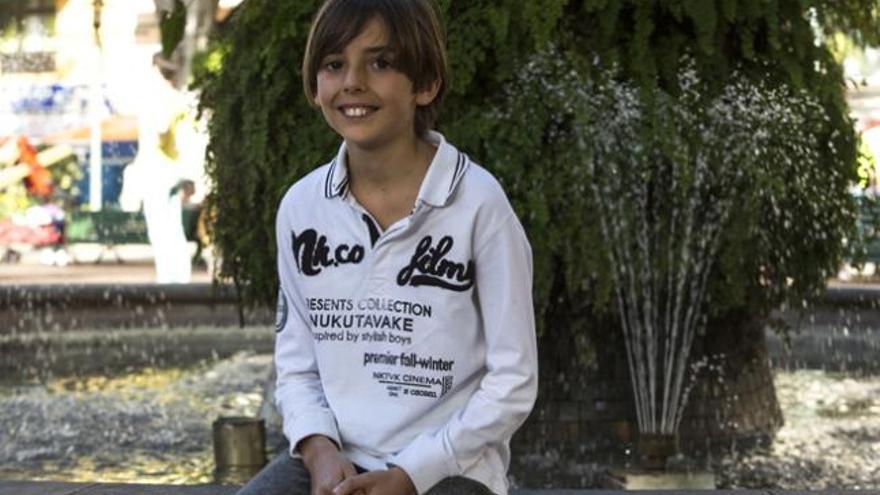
[[570, 61, 830, 486]]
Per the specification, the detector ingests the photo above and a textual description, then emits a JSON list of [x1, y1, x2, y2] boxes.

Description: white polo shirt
[[274, 131, 538, 495]]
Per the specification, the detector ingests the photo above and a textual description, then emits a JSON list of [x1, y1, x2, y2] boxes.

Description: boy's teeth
[[343, 107, 371, 117]]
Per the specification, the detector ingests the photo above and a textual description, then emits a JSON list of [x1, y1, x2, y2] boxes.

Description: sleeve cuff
[[389, 433, 458, 494], [284, 411, 341, 457]]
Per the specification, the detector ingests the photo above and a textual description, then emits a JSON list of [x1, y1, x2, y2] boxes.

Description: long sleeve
[[389, 212, 539, 494], [274, 202, 341, 454]]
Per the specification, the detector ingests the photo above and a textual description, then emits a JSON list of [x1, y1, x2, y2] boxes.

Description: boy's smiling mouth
[[339, 105, 378, 118]]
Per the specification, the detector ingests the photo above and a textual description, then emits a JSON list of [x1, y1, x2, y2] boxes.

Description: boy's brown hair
[[302, 0, 449, 137]]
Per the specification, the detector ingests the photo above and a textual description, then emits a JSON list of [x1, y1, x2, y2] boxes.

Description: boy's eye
[[322, 60, 343, 71], [372, 57, 393, 70]]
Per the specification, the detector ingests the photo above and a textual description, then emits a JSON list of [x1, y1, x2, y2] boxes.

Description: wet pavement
[[2, 249, 880, 489], [0, 244, 211, 285], [0, 350, 272, 484], [2, 348, 879, 490], [716, 370, 880, 489]]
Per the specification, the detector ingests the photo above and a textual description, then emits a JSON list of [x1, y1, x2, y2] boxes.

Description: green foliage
[[197, 0, 570, 310], [812, 0, 880, 47], [159, 0, 187, 59], [532, 64, 837, 432], [197, 0, 873, 336]]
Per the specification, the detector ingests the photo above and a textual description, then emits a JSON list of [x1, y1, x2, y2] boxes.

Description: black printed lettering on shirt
[[397, 235, 475, 292], [291, 229, 365, 276]]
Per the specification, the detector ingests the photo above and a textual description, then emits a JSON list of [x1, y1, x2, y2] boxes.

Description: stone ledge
[[0, 283, 238, 308], [0, 283, 272, 333], [2, 282, 877, 310], [0, 482, 872, 495]]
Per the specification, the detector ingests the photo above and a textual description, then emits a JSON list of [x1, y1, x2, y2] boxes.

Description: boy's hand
[[332, 466, 416, 495], [298, 435, 362, 495]]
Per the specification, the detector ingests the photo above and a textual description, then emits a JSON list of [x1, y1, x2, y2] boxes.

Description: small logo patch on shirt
[[275, 288, 288, 333], [397, 235, 474, 292], [291, 228, 365, 276]]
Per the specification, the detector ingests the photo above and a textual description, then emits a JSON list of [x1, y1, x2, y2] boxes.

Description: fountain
[[576, 64, 828, 486], [493, 51, 840, 488]]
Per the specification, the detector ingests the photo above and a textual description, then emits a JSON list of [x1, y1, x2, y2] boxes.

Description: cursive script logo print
[[291, 229, 364, 276], [397, 235, 474, 292]]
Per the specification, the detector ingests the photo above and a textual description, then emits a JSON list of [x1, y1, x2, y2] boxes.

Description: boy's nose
[[343, 66, 367, 92]]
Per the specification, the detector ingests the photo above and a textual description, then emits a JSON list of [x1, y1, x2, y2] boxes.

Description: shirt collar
[[323, 131, 470, 208]]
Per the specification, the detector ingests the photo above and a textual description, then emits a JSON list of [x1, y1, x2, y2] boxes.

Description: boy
[[238, 1, 538, 494]]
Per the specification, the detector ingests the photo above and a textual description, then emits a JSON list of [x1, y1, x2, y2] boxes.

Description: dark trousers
[[235, 454, 495, 495]]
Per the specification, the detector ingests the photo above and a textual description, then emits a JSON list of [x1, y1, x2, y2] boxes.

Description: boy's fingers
[[315, 478, 341, 495], [332, 472, 373, 495], [313, 482, 334, 495], [341, 462, 357, 479]]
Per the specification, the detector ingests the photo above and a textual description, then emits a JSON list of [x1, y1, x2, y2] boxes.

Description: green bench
[[66, 208, 202, 264]]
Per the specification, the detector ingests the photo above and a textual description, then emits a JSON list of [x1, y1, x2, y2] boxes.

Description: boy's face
[[314, 17, 438, 153]]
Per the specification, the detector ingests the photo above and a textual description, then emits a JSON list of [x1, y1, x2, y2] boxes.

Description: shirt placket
[[345, 198, 427, 299]]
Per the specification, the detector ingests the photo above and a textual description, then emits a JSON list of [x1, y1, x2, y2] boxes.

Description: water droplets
[[0, 326, 274, 483]]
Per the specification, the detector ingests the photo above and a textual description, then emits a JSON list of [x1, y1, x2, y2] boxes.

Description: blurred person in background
[[119, 53, 204, 283]]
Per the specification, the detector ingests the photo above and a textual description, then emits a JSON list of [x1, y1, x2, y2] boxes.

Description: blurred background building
[[0, 0, 233, 276]]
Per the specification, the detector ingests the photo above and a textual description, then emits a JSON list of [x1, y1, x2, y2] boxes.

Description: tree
[[196, 0, 879, 481], [195, 0, 565, 310], [198, 0, 879, 320], [155, 0, 219, 88]]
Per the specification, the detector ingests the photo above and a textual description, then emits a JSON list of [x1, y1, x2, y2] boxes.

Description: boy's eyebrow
[[364, 45, 396, 55], [322, 45, 396, 58]]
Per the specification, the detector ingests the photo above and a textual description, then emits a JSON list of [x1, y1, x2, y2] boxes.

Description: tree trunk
[[510, 309, 782, 488]]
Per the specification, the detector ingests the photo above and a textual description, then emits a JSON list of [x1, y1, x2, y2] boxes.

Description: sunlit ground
[[719, 369, 880, 489], [1, 357, 879, 488], [0, 352, 271, 484]]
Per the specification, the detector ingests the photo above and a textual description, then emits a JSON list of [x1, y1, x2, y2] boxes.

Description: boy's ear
[[415, 79, 442, 106]]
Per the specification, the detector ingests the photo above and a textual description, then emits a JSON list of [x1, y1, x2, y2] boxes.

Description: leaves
[[159, 0, 186, 59], [683, 0, 718, 54], [196, 0, 865, 342]]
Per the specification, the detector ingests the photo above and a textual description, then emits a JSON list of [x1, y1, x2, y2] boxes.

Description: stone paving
[[0, 244, 210, 285]]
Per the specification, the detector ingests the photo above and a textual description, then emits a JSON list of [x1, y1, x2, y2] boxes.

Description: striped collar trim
[[323, 131, 470, 208], [323, 157, 348, 199]]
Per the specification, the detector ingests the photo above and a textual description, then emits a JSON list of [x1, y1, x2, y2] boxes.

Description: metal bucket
[[213, 416, 267, 484]]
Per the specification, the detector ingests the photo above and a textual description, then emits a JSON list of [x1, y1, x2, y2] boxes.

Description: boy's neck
[[345, 135, 435, 193]]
